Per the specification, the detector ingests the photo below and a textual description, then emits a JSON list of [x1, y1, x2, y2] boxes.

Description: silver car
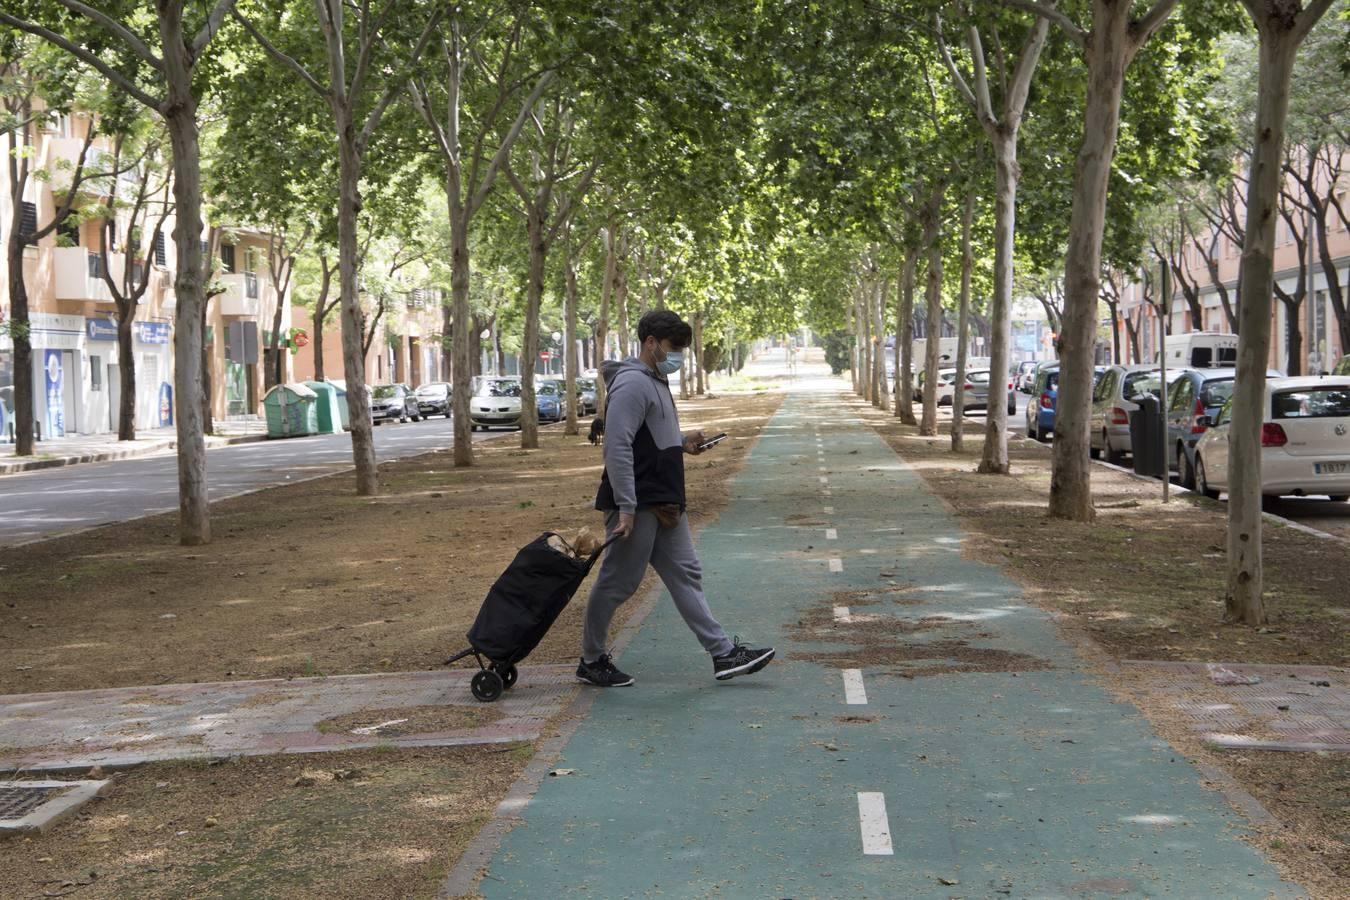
[[469, 376, 522, 430], [576, 377, 598, 415], [958, 369, 1016, 416], [1089, 365, 1188, 464]]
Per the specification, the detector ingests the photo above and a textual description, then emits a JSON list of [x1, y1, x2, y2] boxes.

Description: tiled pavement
[[0, 666, 576, 773]]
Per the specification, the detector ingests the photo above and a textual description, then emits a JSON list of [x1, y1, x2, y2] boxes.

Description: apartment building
[[290, 288, 447, 388], [1115, 156, 1349, 372], [0, 109, 292, 439]]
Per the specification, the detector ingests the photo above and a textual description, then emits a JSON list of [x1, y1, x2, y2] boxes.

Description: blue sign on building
[[137, 322, 170, 344], [86, 318, 119, 341]]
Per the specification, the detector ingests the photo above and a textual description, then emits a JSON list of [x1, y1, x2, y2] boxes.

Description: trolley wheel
[[471, 670, 504, 702], [498, 663, 518, 689]]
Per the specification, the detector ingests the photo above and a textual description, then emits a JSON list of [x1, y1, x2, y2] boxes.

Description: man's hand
[[683, 430, 706, 455], [615, 511, 636, 539]]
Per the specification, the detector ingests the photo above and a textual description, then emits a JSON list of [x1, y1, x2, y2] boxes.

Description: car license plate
[[1314, 462, 1349, 475]]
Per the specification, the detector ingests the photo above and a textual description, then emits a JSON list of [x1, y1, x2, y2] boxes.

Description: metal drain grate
[[0, 785, 65, 819]]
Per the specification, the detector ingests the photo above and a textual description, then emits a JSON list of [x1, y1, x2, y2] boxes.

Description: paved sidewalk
[[0, 419, 267, 475], [0, 667, 575, 773], [467, 389, 1303, 898]]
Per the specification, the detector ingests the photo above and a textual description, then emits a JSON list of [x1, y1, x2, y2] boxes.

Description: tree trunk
[[874, 278, 889, 408], [953, 190, 975, 452], [5, 228, 34, 455], [1226, 29, 1301, 626], [1048, 1, 1133, 522], [979, 137, 1018, 473], [563, 249, 580, 435], [860, 290, 873, 402], [313, 305, 327, 382], [896, 250, 918, 424], [1282, 297, 1303, 376], [595, 226, 615, 415], [920, 190, 946, 436], [159, 14, 212, 545], [334, 114, 378, 492], [200, 292, 213, 436], [117, 304, 137, 440], [694, 313, 705, 395], [448, 197, 474, 465], [519, 209, 545, 449], [440, 301, 452, 384]]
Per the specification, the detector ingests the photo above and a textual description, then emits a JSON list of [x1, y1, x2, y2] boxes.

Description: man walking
[[578, 310, 774, 687]]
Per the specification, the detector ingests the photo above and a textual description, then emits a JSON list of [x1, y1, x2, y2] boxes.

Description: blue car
[[1165, 367, 1280, 488], [535, 379, 564, 423], [1024, 364, 1106, 442]]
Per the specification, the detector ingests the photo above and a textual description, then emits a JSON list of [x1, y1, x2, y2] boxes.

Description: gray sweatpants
[[581, 509, 735, 662]]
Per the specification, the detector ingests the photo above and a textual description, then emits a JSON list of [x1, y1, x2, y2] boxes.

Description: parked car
[[1089, 365, 1190, 465], [469, 376, 522, 430], [959, 369, 1017, 416], [914, 367, 957, 403], [1165, 367, 1281, 489], [576, 377, 598, 415], [415, 381, 452, 418], [1025, 364, 1106, 442], [1192, 376, 1350, 502], [370, 383, 420, 423], [534, 378, 565, 423], [1015, 361, 1038, 393]]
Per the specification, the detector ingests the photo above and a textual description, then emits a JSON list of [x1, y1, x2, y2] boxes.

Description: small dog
[[587, 416, 605, 445]]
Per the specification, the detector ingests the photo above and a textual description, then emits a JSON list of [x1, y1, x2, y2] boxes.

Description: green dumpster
[[327, 379, 351, 431], [305, 380, 342, 434], [263, 382, 319, 438]]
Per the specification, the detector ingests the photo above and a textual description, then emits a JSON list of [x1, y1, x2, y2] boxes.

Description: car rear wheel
[[1090, 432, 1101, 460], [1179, 446, 1196, 490], [1195, 456, 1219, 499], [1329, 495, 1349, 503], [1105, 436, 1126, 466]]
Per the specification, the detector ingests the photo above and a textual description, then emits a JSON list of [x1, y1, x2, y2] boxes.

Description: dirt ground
[[1, 392, 784, 695], [848, 393, 1348, 899], [0, 389, 783, 898]]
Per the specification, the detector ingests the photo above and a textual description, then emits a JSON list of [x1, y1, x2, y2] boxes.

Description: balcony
[[218, 272, 262, 317], [52, 247, 124, 304]]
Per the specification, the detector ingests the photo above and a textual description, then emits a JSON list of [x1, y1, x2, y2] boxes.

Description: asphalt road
[[0, 418, 528, 548]]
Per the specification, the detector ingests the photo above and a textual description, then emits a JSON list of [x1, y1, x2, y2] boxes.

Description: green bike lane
[[475, 391, 1302, 899]]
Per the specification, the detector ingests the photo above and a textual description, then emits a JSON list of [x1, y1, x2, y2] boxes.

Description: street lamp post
[[551, 331, 562, 376]]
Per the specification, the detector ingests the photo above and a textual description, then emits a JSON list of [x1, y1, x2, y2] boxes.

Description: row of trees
[[2, 0, 1343, 628]]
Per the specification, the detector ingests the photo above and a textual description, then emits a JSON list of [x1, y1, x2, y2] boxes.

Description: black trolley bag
[[446, 532, 617, 701]]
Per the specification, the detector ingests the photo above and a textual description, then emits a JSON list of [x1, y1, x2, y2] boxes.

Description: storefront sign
[[44, 349, 65, 437], [137, 322, 170, 344], [3, 313, 85, 351], [86, 318, 119, 341]]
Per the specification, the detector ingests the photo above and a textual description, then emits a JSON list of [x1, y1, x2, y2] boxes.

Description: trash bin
[[305, 380, 342, 434], [327, 379, 351, 431], [1129, 393, 1164, 477], [263, 383, 319, 438]]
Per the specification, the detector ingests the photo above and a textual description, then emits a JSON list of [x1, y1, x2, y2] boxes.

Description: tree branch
[[999, 0, 1086, 49], [468, 69, 558, 217], [230, 9, 327, 98], [192, 0, 240, 57], [55, 0, 162, 68], [0, 12, 163, 110], [935, 13, 980, 115], [1129, 0, 1182, 55], [358, 4, 445, 154]]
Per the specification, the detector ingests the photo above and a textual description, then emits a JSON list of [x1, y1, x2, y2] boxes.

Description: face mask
[[656, 350, 683, 376]]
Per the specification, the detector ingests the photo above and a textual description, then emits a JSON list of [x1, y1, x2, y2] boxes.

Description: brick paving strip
[[0, 667, 576, 773], [1121, 661, 1348, 752]]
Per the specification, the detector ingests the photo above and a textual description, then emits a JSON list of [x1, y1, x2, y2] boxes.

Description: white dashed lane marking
[[857, 792, 894, 855], [843, 669, 868, 704], [828, 557, 843, 573]]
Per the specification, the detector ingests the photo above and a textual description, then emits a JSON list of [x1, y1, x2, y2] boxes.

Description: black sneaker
[[713, 638, 775, 681], [576, 654, 635, 687]]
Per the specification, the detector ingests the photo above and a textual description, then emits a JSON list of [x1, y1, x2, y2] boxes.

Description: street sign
[[539, 351, 552, 360]]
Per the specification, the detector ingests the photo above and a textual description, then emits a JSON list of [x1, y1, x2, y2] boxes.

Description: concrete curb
[[0, 432, 266, 476]]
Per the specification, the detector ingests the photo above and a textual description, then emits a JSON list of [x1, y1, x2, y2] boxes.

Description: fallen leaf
[[549, 768, 577, 777]]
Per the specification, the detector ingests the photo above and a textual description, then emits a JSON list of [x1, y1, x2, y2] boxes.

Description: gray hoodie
[[594, 357, 688, 514]]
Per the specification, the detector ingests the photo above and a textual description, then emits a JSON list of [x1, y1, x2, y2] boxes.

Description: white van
[[1160, 332, 1238, 369], [912, 337, 960, 369]]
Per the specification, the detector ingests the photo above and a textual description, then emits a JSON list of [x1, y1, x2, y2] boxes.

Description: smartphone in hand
[[697, 432, 728, 451]]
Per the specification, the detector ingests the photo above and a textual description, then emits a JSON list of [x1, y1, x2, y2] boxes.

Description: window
[[21, 202, 38, 243], [90, 356, 102, 391], [86, 252, 104, 278], [107, 221, 117, 252], [1271, 388, 1350, 420], [220, 243, 235, 273], [1217, 399, 1233, 426], [154, 232, 167, 267], [1200, 378, 1235, 410], [57, 215, 80, 247], [1168, 378, 1194, 413]]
